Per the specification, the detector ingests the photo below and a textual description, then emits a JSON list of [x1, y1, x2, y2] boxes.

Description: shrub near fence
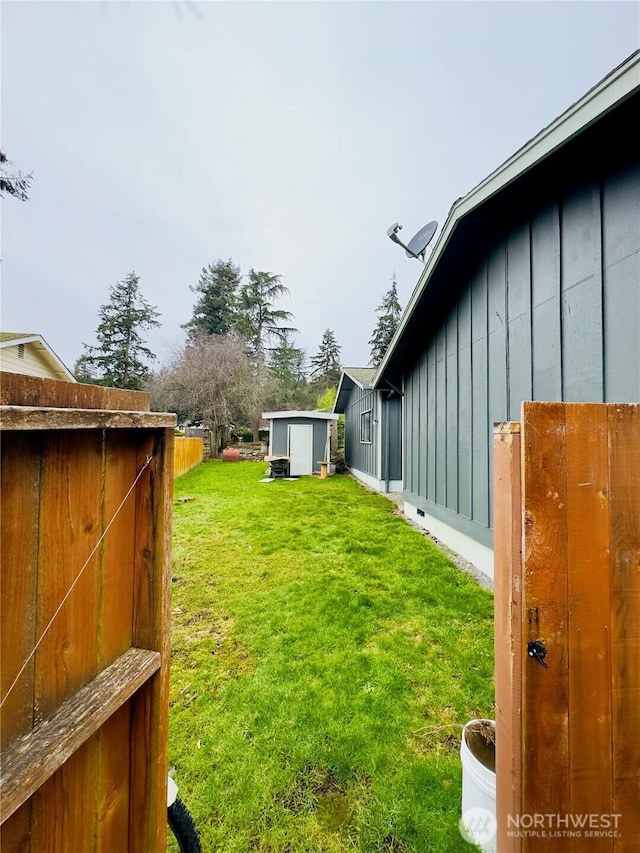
[[174, 436, 204, 478]]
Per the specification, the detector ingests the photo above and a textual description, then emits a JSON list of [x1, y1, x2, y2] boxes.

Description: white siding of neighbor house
[[0, 344, 63, 380]]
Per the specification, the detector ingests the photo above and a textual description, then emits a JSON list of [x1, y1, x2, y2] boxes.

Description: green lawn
[[169, 461, 493, 852]]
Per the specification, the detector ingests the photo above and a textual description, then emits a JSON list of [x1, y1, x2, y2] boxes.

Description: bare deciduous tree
[[150, 333, 271, 454]]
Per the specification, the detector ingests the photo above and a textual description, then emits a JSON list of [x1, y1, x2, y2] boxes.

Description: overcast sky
[[2, 1, 639, 376]]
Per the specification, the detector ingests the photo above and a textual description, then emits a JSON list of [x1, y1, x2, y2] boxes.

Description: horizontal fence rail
[[0, 372, 175, 852]]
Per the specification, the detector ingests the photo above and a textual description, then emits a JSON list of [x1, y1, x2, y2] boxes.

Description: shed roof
[[262, 410, 338, 421], [376, 49, 640, 387]]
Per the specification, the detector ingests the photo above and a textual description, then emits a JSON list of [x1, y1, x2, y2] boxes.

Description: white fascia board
[[333, 372, 351, 414], [262, 410, 338, 421], [33, 340, 77, 382], [334, 369, 371, 413], [452, 51, 640, 220], [0, 334, 41, 348], [374, 51, 640, 386]]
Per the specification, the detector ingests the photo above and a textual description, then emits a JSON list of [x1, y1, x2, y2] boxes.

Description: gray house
[[334, 368, 402, 493], [262, 410, 338, 476], [374, 51, 640, 579]]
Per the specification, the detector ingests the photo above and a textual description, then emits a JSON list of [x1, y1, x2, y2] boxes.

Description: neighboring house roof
[[376, 49, 640, 386], [343, 367, 376, 388], [262, 410, 338, 421], [333, 367, 376, 414], [0, 332, 76, 382]]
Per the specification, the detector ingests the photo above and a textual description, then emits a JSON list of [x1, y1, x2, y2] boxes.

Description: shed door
[[288, 424, 314, 476]]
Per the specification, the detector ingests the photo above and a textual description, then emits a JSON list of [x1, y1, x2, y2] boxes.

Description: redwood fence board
[[521, 402, 571, 842], [0, 371, 151, 411], [608, 405, 640, 852], [493, 421, 523, 853], [564, 405, 613, 833], [494, 402, 640, 852], [0, 373, 176, 852]]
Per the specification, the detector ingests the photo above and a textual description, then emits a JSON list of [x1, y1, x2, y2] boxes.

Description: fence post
[[493, 421, 522, 853]]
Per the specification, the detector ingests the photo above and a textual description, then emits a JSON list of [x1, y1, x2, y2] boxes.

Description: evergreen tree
[[309, 328, 342, 388], [369, 274, 402, 367], [268, 333, 314, 409], [232, 269, 297, 439], [268, 333, 306, 386], [182, 258, 241, 339], [0, 150, 32, 201], [73, 354, 97, 384], [77, 271, 160, 390], [234, 269, 297, 368]]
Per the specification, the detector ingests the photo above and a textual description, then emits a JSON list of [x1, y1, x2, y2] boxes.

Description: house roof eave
[[0, 332, 77, 382], [262, 410, 339, 421], [334, 368, 377, 413], [374, 49, 640, 388]]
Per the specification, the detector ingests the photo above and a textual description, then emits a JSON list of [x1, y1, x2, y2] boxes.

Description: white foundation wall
[[347, 467, 402, 495], [404, 501, 495, 581]]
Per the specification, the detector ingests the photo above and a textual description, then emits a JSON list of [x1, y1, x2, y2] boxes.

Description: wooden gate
[[494, 402, 640, 852], [0, 373, 176, 851]]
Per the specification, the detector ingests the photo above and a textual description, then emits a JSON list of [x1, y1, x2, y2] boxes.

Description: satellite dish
[[386, 219, 438, 262], [405, 221, 437, 261]]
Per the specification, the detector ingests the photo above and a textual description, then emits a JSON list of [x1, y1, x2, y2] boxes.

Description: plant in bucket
[[459, 719, 496, 852]]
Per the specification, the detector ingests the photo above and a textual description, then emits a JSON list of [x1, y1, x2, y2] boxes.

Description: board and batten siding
[[343, 385, 377, 478], [384, 393, 403, 483], [404, 158, 640, 548]]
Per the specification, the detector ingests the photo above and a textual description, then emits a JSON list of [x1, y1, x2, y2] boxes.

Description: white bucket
[[459, 719, 497, 853]]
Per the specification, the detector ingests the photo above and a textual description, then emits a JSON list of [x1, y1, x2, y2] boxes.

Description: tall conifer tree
[[183, 258, 241, 339], [76, 271, 160, 390], [309, 328, 342, 388], [369, 274, 402, 367], [234, 270, 297, 368]]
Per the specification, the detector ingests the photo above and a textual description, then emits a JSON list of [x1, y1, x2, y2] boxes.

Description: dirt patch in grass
[[171, 612, 254, 680], [279, 764, 354, 831], [317, 788, 352, 833], [176, 611, 234, 643], [182, 610, 234, 644], [381, 835, 407, 852]]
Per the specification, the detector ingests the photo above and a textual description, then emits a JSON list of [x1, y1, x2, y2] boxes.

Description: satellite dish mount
[[386, 220, 438, 263]]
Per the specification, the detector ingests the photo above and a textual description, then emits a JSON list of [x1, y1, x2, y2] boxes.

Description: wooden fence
[[0, 372, 176, 851], [174, 436, 204, 478], [494, 402, 640, 852]]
